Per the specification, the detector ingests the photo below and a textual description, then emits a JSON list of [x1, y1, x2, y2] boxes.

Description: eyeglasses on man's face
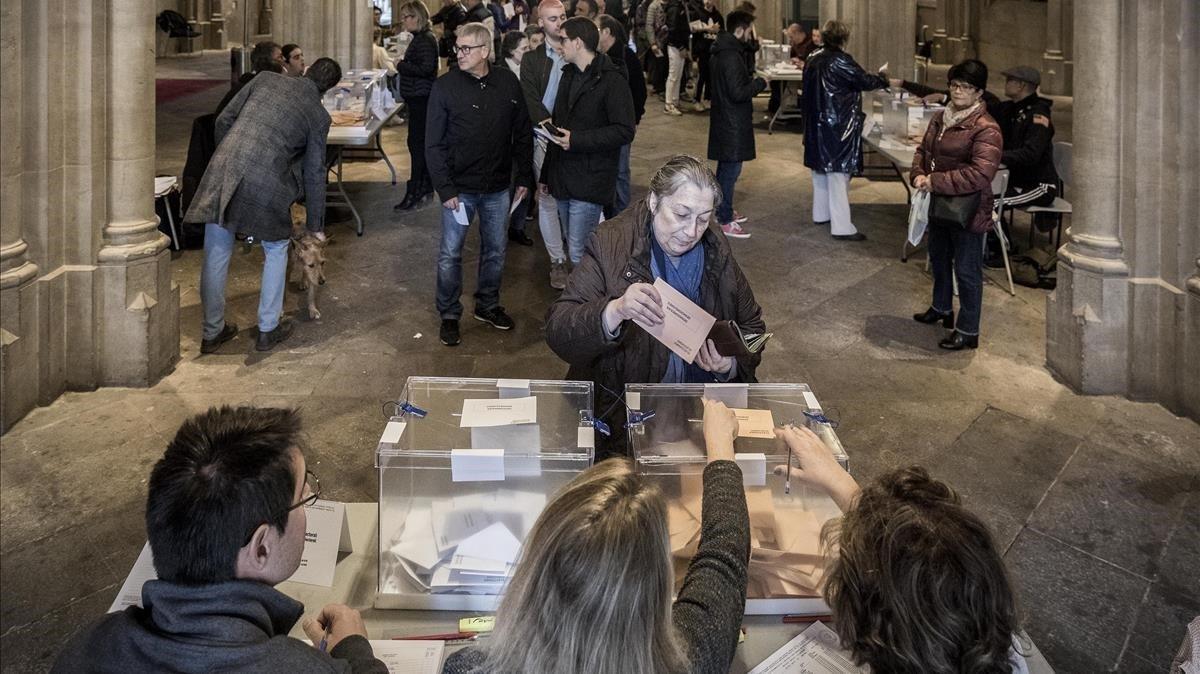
[[455, 43, 487, 55], [241, 469, 321, 545]]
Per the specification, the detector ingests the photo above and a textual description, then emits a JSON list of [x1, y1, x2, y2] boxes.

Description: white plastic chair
[[987, 169, 1016, 296]]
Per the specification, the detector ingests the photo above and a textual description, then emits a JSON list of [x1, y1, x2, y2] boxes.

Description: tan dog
[[290, 204, 327, 320]]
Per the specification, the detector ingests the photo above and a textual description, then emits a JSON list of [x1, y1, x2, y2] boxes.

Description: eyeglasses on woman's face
[[948, 81, 978, 92]]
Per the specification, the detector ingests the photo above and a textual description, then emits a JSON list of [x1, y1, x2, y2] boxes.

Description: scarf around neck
[[649, 233, 712, 383], [942, 100, 981, 129]]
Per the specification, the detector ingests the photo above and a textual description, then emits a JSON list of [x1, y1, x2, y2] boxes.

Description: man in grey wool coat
[[186, 57, 342, 353]]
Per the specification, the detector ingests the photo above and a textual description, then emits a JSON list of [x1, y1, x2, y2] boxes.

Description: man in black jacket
[[994, 65, 1059, 208], [543, 17, 636, 265], [707, 10, 766, 239], [598, 14, 646, 217], [426, 23, 534, 347], [520, 0, 572, 289], [53, 407, 387, 674]]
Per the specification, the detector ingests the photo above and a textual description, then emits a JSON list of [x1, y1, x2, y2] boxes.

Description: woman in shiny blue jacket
[[799, 20, 887, 241]]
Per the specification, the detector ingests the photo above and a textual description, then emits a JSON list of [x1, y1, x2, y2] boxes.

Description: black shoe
[[439, 319, 461, 346], [832, 232, 867, 241], [913, 308, 955, 328], [255, 320, 294, 352], [393, 193, 417, 211], [813, 220, 831, 226], [508, 228, 533, 246], [938, 330, 979, 350], [473, 305, 514, 330], [200, 322, 238, 354]]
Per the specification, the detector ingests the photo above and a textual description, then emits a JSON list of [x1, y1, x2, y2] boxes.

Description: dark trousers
[[695, 49, 712, 101], [715, 160, 742, 224], [649, 51, 667, 92], [406, 95, 431, 193], [928, 223, 984, 336], [767, 80, 783, 113]]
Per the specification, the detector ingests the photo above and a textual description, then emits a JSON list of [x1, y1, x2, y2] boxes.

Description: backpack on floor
[[1009, 249, 1057, 290]]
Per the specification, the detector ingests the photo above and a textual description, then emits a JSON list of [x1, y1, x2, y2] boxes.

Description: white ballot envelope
[[633, 278, 717, 364], [460, 396, 538, 427], [452, 201, 469, 226], [287, 499, 353, 587], [108, 542, 158, 612]]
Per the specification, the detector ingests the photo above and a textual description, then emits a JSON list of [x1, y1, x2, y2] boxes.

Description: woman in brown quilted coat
[[910, 59, 1003, 351]]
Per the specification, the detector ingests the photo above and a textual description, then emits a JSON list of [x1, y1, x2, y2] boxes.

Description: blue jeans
[[201, 223, 289, 339], [436, 190, 510, 320], [928, 223, 984, 336], [715, 160, 743, 224], [555, 198, 604, 264], [612, 143, 632, 217]]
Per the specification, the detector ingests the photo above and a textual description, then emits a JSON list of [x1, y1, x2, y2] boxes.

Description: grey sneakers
[[549, 260, 569, 290]]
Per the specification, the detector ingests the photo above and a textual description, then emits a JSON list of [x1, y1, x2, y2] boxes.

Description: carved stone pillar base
[[206, 18, 226, 50], [1046, 254, 1131, 396], [0, 257, 39, 433], [95, 245, 179, 388]]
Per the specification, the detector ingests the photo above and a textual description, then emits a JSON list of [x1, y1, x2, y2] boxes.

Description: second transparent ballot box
[[375, 377, 595, 610], [626, 383, 848, 615]]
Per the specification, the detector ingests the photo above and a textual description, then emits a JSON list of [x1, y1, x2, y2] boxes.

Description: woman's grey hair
[[398, 0, 431, 32], [305, 57, 343, 94], [634, 154, 723, 223], [482, 459, 690, 674], [821, 19, 850, 48]]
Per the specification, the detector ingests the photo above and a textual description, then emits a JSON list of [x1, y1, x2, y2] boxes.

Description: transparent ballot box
[[375, 377, 595, 610], [626, 383, 848, 616]]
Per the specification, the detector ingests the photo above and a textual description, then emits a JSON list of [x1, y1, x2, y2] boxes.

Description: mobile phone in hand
[[540, 121, 566, 137]]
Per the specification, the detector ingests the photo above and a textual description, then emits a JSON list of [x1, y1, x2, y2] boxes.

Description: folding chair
[[1005, 141, 1073, 251], [986, 169, 1016, 296]]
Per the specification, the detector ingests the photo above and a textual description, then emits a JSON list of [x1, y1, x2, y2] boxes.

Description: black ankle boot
[[393, 181, 415, 211], [913, 308, 954, 328], [938, 331, 979, 350]]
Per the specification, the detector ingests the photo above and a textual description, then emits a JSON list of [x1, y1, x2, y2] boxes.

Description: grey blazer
[[185, 72, 331, 241]]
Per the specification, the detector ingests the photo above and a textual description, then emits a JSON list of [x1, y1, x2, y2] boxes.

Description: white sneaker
[[733, 211, 749, 224], [663, 104, 683, 116]]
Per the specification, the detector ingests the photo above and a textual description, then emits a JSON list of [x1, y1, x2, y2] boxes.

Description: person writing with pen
[[52, 406, 387, 674]]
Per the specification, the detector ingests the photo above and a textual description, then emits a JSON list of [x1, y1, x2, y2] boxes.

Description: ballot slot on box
[[376, 376, 594, 611], [625, 383, 848, 616]]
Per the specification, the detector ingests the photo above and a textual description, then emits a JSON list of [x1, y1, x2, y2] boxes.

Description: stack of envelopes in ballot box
[[626, 383, 849, 615], [375, 377, 595, 610]]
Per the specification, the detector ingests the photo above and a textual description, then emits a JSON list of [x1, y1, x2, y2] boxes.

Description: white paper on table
[[748, 621, 867, 674], [452, 201, 469, 226], [732, 408, 776, 439], [460, 396, 538, 427], [633, 278, 717, 364], [735, 453, 768, 487], [367, 640, 444, 674], [287, 499, 353, 587], [451, 448, 506, 482], [704, 383, 749, 409], [390, 507, 444, 572], [379, 420, 407, 445], [108, 542, 157, 612]]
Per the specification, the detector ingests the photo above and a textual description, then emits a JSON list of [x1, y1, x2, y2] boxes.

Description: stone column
[[276, 0, 373, 70], [194, 0, 212, 50], [95, 0, 179, 386], [1041, 0, 1067, 94], [207, 0, 227, 50], [1061, 0, 1074, 95], [956, 0, 973, 60], [930, 0, 949, 64], [944, 0, 963, 64], [1047, 0, 1199, 420], [258, 0, 273, 38]]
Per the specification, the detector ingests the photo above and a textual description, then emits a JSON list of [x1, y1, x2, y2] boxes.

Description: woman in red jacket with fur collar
[[910, 59, 1003, 351]]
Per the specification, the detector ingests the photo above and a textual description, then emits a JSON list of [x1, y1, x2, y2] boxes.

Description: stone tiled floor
[[0, 55, 1194, 673]]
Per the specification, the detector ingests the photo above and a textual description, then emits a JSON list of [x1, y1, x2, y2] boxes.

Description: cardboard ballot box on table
[[375, 376, 595, 611], [625, 383, 849, 616]]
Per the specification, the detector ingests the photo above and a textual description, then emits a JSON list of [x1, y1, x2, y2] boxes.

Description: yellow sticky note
[[459, 616, 495, 633], [732, 408, 776, 439]]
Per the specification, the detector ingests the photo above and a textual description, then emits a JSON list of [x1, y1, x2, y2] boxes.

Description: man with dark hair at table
[[187, 58, 342, 354], [543, 17, 636, 265], [52, 406, 387, 673], [217, 40, 286, 115], [426, 22, 534, 347]]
